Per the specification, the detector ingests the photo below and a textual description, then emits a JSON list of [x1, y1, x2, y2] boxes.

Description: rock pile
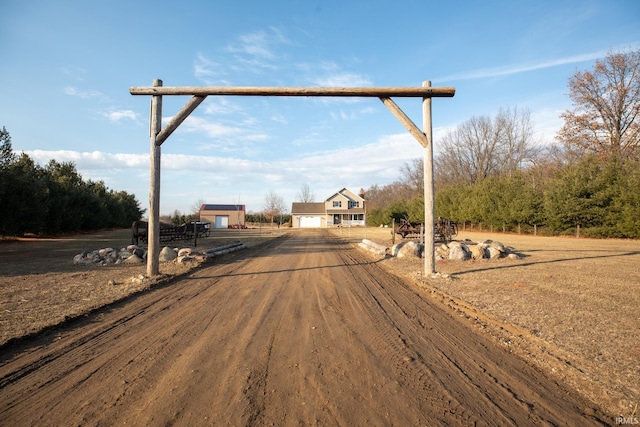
[[436, 239, 521, 261], [382, 239, 521, 261], [73, 245, 147, 266], [73, 245, 206, 266], [73, 242, 247, 266]]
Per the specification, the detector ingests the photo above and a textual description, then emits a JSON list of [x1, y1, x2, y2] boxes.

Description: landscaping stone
[[449, 244, 470, 261], [159, 247, 178, 262], [395, 241, 422, 258], [178, 247, 193, 257], [123, 254, 144, 264], [468, 244, 487, 260], [71, 245, 146, 266], [489, 240, 506, 253], [487, 246, 503, 259]]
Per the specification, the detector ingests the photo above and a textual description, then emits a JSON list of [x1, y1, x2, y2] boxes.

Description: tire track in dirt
[[330, 235, 608, 425], [0, 230, 609, 426]]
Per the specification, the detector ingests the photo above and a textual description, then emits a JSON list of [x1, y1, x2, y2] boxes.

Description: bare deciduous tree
[[295, 183, 315, 203], [398, 158, 424, 198], [495, 106, 540, 176], [435, 106, 540, 186], [263, 190, 285, 227], [191, 198, 207, 217], [557, 49, 640, 161]]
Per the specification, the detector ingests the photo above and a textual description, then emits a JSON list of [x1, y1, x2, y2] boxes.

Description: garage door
[[215, 216, 229, 229], [299, 216, 322, 228]]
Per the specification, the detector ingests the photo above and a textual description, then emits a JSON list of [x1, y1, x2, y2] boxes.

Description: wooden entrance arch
[[130, 80, 455, 276]]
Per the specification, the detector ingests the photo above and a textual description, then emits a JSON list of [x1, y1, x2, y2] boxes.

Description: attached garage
[[298, 215, 322, 228], [291, 202, 326, 228]]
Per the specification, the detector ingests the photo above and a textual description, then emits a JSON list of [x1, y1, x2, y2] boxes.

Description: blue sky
[[2, 1, 639, 215]]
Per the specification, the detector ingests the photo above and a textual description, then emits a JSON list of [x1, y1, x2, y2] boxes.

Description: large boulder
[[468, 244, 486, 260], [435, 244, 449, 261], [73, 254, 92, 265], [178, 247, 194, 257], [159, 246, 178, 262], [489, 241, 506, 253], [360, 239, 388, 256], [123, 253, 144, 264], [449, 244, 470, 261], [395, 241, 422, 258], [487, 246, 503, 259]]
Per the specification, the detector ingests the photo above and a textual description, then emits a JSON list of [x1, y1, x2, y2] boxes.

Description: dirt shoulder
[[329, 227, 639, 418]]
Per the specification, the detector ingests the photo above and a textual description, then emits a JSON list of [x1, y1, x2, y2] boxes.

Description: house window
[[333, 201, 342, 207], [348, 201, 359, 208]]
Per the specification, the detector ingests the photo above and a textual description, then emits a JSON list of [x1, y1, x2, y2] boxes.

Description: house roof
[[325, 187, 364, 203], [291, 202, 325, 214], [200, 204, 245, 211]]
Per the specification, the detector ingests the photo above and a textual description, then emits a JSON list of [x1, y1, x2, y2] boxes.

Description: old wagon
[[131, 221, 210, 246], [395, 217, 458, 243]]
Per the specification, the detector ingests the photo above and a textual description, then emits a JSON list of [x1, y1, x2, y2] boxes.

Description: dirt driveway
[[0, 229, 608, 426]]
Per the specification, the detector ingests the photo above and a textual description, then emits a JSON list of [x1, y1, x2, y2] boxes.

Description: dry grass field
[[328, 226, 640, 418], [0, 225, 637, 418]]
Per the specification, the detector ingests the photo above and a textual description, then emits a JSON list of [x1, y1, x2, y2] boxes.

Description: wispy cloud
[[176, 116, 270, 147], [194, 28, 373, 93], [436, 48, 624, 82], [179, 116, 245, 139], [228, 27, 290, 60], [64, 86, 104, 99], [310, 61, 372, 87], [60, 67, 87, 81], [312, 72, 372, 87], [202, 97, 243, 115], [104, 110, 138, 122], [329, 106, 377, 121], [194, 53, 227, 85], [194, 27, 293, 84]]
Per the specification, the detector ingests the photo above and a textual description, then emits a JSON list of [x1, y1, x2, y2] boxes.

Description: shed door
[[215, 216, 229, 228], [299, 216, 321, 228]]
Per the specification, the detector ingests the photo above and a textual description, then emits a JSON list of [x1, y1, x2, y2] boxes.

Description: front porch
[[327, 213, 365, 227]]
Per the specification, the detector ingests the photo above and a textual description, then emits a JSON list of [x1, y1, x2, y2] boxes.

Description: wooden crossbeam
[[130, 86, 455, 98]]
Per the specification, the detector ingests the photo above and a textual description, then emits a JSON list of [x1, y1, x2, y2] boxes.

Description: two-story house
[[291, 188, 365, 228]]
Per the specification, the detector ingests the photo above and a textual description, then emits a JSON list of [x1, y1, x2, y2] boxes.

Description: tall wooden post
[[148, 79, 162, 276], [423, 80, 435, 275]]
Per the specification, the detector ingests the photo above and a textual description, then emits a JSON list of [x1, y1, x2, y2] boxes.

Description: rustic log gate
[[130, 80, 455, 276]]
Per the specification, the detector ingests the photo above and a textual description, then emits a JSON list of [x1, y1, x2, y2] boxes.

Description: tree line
[[365, 49, 640, 238], [0, 127, 144, 237]]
